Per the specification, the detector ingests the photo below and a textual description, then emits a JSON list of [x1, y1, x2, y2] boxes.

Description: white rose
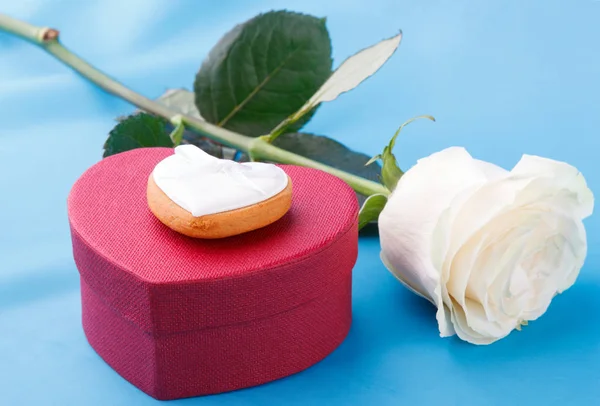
[[378, 147, 594, 345]]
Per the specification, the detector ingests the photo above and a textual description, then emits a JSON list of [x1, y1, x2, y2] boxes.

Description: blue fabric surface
[[1, 0, 599, 404]]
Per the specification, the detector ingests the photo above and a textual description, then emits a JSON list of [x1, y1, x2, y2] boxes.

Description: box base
[[81, 276, 352, 400]]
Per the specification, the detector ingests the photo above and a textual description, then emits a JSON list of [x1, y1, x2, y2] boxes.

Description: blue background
[[1, 0, 599, 404]]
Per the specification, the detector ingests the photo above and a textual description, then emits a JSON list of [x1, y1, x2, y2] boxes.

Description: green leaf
[[169, 115, 185, 146], [289, 32, 402, 124], [115, 90, 227, 158], [153, 88, 311, 158], [358, 194, 388, 229], [103, 113, 173, 158], [387, 115, 436, 152], [272, 132, 383, 206], [267, 32, 402, 143], [369, 115, 436, 191], [365, 154, 382, 167], [156, 88, 203, 119], [380, 148, 403, 191], [123, 89, 202, 121], [194, 10, 333, 137], [152, 88, 226, 158], [365, 142, 402, 191]]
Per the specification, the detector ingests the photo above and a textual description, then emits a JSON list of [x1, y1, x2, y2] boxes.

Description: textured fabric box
[[67, 147, 359, 400]]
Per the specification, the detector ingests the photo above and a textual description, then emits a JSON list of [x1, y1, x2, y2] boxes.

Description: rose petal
[[463, 297, 511, 339], [474, 159, 509, 181], [439, 177, 535, 272], [514, 178, 589, 220], [487, 224, 536, 317], [449, 296, 502, 345], [511, 155, 594, 219], [464, 210, 535, 319], [380, 251, 434, 305], [471, 212, 540, 330], [446, 233, 514, 338], [379, 147, 490, 305], [434, 290, 455, 338], [521, 214, 587, 321], [558, 219, 587, 292], [446, 236, 486, 308]]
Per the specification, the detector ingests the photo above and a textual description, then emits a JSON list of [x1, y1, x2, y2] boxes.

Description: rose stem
[[0, 13, 389, 197]]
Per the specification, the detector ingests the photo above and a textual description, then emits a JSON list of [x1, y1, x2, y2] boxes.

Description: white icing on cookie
[[152, 145, 289, 217]]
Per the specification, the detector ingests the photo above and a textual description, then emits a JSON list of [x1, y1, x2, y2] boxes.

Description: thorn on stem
[[41, 28, 59, 42]]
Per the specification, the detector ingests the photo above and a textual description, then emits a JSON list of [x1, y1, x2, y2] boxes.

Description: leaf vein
[[226, 41, 239, 107], [217, 46, 302, 127]]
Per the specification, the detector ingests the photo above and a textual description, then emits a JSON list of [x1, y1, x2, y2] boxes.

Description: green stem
[[249, 140, 388, 196], [266, 116, 296, 143], [0, 13, 388, 197]]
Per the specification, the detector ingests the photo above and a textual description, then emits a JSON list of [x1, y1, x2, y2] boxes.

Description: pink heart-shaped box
[[67, 147, 359, 400]]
